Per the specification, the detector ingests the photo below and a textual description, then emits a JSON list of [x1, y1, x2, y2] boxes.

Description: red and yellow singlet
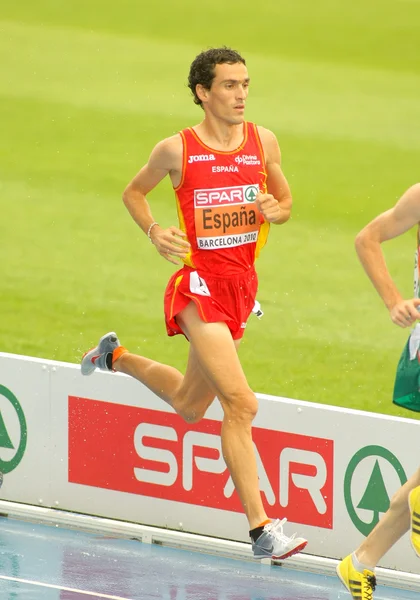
[[174, 122, 269, 276]]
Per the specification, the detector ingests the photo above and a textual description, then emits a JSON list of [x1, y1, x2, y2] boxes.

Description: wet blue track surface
[[0, 518, 418, 600]]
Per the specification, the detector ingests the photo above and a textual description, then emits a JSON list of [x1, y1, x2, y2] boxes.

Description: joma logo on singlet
[[188, 154, 216, 163]]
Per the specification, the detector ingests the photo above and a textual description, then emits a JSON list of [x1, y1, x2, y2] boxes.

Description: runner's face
[[203, 62, 250, 124]]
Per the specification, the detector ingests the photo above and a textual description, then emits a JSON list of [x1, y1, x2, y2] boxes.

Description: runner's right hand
[[390, 298, 420, 328], [150, 225, 190, 265]]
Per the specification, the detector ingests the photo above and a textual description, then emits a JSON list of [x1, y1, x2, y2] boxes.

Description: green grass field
[[1, 1, 420, 417]]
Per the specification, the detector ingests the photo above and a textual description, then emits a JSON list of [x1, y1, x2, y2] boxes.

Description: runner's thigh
[[177, 302, 251, 404]]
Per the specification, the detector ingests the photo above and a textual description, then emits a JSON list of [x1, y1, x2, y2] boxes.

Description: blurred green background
[[1, 0, 420, 416]]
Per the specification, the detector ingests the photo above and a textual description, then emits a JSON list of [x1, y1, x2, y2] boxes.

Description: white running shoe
[[81, 331, 120, 376], [252, 518, 307, 560]]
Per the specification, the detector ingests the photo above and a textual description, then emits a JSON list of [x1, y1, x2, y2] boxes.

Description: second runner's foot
[[336, 554, 376, 599], [252, 518, 307, 560], [409, 485, 420, 557], [81, 332, 120, 376]]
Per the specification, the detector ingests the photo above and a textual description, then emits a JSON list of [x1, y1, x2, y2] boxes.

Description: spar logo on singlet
[[193, 184, 261, 250]]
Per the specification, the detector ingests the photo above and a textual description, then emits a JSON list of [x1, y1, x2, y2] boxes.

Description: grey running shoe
[[81, 332, 120, 376], [252, 518, 307, 560]]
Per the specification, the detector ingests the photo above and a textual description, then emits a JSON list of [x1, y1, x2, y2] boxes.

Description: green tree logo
[[0, 385, 27, 474], [357, 460, 391, 515], [344, 445, 407, 536], [244, 186, 259, 202], [0, 412, 14, 449]]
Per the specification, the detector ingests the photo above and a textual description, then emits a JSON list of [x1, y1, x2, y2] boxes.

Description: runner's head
[[188, 47, 249, 124]]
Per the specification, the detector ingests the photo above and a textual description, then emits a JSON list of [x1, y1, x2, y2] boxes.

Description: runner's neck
[[192, 120, 246, 152]]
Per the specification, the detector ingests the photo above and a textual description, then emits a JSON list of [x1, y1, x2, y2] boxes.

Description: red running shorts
[[164, 265, 258, 340]]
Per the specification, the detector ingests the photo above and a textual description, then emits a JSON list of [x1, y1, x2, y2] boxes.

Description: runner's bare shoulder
[[150, 134, 183, 174], [256, 126, 281, 165], [256, 125, 276, 139], [256, 126, 279, 150]]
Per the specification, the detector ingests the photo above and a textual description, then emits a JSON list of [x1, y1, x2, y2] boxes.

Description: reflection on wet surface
[[0, 518, 417, 600]]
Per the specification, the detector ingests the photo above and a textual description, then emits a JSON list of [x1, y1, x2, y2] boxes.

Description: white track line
[[0, 575, 132, 600]]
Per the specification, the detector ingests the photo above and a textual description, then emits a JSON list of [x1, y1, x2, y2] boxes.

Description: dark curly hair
[[188, 47, 246, 107]]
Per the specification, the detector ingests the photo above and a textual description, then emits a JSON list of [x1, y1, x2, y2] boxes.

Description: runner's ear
[[196, 84, 209, 104]]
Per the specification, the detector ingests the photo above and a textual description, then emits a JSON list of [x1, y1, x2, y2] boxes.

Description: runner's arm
[[257, 127, 292, 225], [356, 183, 420, 326], [123, 137, 175, 235], [123, 137, 190, 263]]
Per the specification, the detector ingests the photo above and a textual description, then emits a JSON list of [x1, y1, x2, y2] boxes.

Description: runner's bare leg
[[176, 302, 267, 528], [114, 342, 218, 423], [354, 468, 420, 568], [114, 301, 267, 528]]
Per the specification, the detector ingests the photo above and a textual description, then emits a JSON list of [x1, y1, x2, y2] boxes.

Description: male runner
[[337, 183, 420, 598], [81, 47, 307, 560]]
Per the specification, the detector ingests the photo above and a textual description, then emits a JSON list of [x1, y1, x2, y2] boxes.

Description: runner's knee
[[222, 390, 258, 423], [172, 393, 210, 424], [178, 405, 207, 424]]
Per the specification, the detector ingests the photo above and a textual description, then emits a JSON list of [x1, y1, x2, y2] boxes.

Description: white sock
[[351, 551, 375, 573]]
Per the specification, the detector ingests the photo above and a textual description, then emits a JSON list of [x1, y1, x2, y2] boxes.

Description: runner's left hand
[[256, 193, 282, 223]]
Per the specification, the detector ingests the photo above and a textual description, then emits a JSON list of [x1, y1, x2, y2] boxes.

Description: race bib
[[193, 184, 261, 250]]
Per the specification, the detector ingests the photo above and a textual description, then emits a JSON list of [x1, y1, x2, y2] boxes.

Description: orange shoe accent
[[256, 519, 271, 528], [112, 346, 128, 366]]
